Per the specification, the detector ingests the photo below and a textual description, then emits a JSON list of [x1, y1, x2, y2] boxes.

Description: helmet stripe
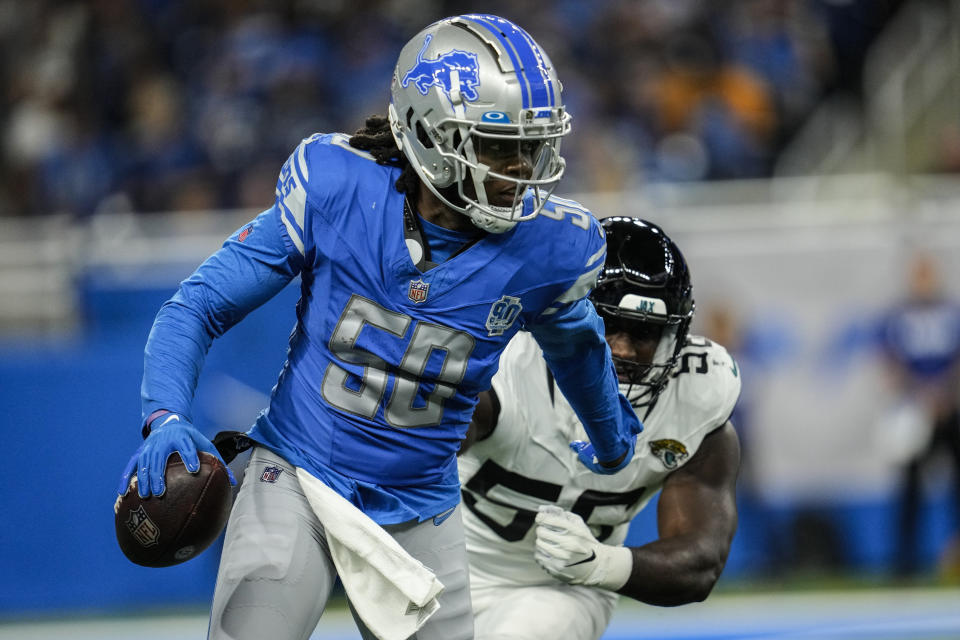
[[461, 15, 529, 108], [462, 15, 553, 109], [511, 23, 556, 108]]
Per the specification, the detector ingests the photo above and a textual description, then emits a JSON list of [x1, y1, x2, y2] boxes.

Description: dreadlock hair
[[349, 115, 420, 199]]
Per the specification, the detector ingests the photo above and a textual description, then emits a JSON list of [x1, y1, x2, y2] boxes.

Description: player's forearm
[[141, 209, 300, 424], [551, 358, 630, 459], [141, 297, 215, 423], [617, 537, 727, 606], [532, 300, 638, 462]]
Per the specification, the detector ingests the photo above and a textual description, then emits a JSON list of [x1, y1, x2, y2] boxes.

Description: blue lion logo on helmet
[[401, 34, 480, 102]]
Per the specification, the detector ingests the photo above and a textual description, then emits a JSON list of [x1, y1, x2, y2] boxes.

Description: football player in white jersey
[[459, 217, 742, 639]]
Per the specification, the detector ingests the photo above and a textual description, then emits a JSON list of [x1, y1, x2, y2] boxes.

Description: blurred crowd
[[0, 0, 912, 217]]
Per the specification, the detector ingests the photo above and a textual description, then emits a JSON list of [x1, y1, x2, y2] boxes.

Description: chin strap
[[403, 197, 440, 272], [466, 204, 519, 233]]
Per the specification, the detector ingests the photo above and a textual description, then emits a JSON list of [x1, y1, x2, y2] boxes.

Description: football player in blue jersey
[[116, 14, 642, 640]]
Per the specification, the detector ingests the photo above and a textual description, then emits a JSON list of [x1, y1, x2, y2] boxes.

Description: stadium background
[[2, 1, 960, 638]]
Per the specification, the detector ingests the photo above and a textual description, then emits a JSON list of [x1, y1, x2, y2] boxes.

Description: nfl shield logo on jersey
[[408, 278, 430, 303], [260, 465, 283, 483], [485, 295, 522, 336]]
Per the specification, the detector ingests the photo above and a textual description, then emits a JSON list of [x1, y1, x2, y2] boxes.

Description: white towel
[[296, 468, 444, 640]]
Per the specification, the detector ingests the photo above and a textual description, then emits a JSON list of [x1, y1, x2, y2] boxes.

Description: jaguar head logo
[[649, 439, 689, 470]]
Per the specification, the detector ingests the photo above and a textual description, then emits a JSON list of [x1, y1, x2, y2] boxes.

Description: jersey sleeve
[[532, 208, 607, 321], [715, 347, 742, 428], [140, 205, 302, 424], [675, 338, 743, 436], [274, 132, 364, 261], [528, 298, 642, 464], [274, 133, 323, 259], [702, 341, 742, 430], [141, 133, 353, 424], [524, 207, 640, 464]]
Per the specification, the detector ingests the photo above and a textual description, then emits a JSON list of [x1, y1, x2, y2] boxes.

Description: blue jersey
[[141, 133, 639, 524], [880, 298, 960, 380]]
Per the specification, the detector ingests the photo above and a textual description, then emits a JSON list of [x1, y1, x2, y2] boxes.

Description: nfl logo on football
[[125, 505, 160, 547], [408, 278, 430, 303]]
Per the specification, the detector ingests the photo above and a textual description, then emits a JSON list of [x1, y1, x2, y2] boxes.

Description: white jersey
[[459, 330, 741, 590]]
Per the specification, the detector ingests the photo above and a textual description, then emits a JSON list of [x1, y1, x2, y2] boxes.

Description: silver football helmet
[[388, 14, 571, 233]]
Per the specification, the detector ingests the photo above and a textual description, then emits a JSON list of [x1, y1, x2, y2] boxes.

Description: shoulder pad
[[536, 195, 602, 236], [298, 133, 380, 193], [512, 197, 605, 313], [275, 132, 389, 246], [668, 335, 741, 430]]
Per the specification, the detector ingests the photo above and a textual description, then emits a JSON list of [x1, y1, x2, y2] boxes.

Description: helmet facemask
[[391, 104, 569, 233], [599, 306, 690, 408], [454, 120, 567, 232]]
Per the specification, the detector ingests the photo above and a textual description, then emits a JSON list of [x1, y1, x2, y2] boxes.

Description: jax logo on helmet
[[401, 34, 481, 102]]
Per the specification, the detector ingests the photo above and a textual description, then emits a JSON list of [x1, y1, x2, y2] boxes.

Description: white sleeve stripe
[[552, 263, 603, 306], [287, 155, 308, 230], [281, 206, 305, 255], [586, 245, 605, 268], [330, 132, 376, 160], [280, 157, 307, 256], [549, 195, 580, 208], [297, 141, 310, 182], [273, 136, 319, 257]]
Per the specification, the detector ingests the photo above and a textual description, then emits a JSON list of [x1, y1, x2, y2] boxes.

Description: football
[[114, 451, 233, 568]]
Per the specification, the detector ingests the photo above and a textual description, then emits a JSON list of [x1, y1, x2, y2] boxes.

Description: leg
[[348, 505, 474, 640], [472, 583, 616, 640], [941, 408, 960, 517], [208, 448, 338, 640], [896, 457, 922, 577]]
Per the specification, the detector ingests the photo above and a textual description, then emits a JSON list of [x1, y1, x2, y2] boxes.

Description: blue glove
[[571, 392, 643, 474], [570, 436, 637, 475], [118, 414, 236, 498]]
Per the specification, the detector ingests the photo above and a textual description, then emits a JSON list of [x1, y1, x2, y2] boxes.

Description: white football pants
[[471, 581, 616, 640]]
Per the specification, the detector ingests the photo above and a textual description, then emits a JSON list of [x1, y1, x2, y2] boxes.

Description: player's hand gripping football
[[534, 505, 632, 590], [118, 414, 236, 498]]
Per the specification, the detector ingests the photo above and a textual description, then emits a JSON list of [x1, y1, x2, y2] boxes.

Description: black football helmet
[[591, 217, 694, 407]]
